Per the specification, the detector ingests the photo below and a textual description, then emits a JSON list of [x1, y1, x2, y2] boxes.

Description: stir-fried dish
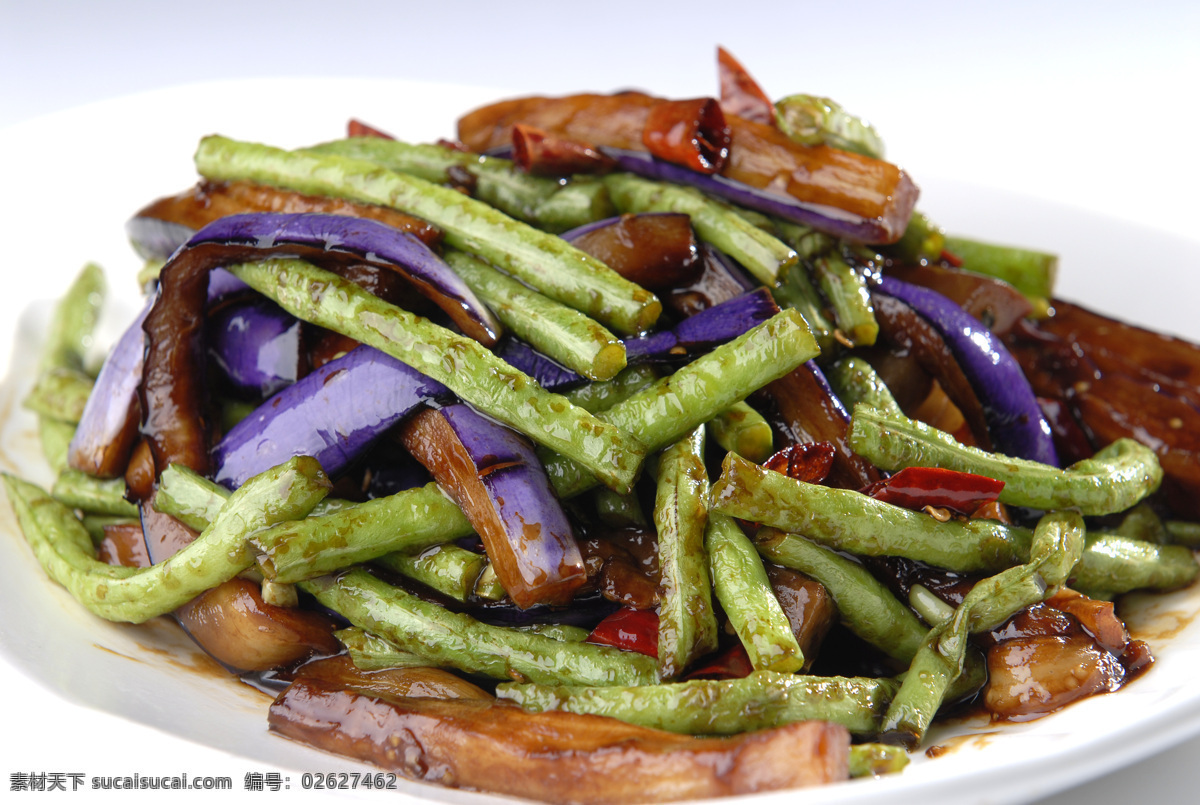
[[8, 48, 1200, 803]]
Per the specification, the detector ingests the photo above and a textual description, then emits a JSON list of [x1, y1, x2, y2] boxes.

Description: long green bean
[[497, 671, 898, 736], [654, 427, 717, 679], [849, 405, 1163, 516], [708, 516, 803, 673], [3, 457, 330, 623], [605, 173, 797, 286], [196, 136, 660, 335], [301, 569, 658, 686], [226, 258, 646, 494], [443, 249, 626, 381]]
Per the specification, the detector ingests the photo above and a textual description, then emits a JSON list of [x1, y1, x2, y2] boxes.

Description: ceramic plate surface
[[1, 79, 1198, 804]]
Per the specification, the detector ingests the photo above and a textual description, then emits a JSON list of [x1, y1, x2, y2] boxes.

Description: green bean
[[711, 453, 1030, 574], [775, 94, 886, 159], [881, 511, 1085, 746], [1113, 503, 1169, 544], [227, 258, 645, 494], [303, 138, 561, 222], [826, 357, 902, 416], [708, 516, 803, 673], [38, 418, 75, 475], [1071, 532, 1198, 597], [654, 427, 718, 679], [443, 249, 626, 381], [810, 253, 878, 346], [373, 544, 487, 603], [849, 405, 1163, 516], [605, 173, 797, 286], [136, 259, 165, 288], [546, 309, 820, 499], [772, 220, 836, 261], [532, 177, 615, 233], [848, 744, 911, 778], [41, 262, 104, 374], [52, 470, 138, 517], [756, 528, 927, 665], [771, 262, 835, 351], [254, 311, 816, 580], [23, 367, 93, 423], [336, 627, 431, 671], [301, 569, 658, 686], [707, 401, 773, 463], [562, 365, 658, 414], [254, 482, 474, 583], [260, 580, 298, 608], [909, 584, 955, 626], [942, 235, 1057, 316], [3, 457, 330, 623], [473, 562, 507, 601], [195, 136, 660, 335], [154, 464, 232, 531], [80, 515, 137, 544], [496, 671, 898, 736], [513, 624, 591, 642], [591, 486, 649, 528], [1166, 520, 1200, 548]]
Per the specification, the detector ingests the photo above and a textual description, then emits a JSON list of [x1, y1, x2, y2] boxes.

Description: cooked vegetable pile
[[8, 48, 1200, 804]]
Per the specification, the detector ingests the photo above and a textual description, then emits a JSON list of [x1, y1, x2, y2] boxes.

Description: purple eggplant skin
[[623, 287, 780, 363], [494, 338, 587, 392], [67, 299, 153, 478], [208, 297, 305, 400], [211, 345, 453, 489], [668, 243, 758, 318], [186, 212, 501, 345], [599, 148, 899, 244], [127, 216, 194, 261], [874, 276, 1058, 466], [401, 403, 586, 609]]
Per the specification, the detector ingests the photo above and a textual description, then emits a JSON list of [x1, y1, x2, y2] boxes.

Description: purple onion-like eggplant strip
[[67, 298, 153, 478], [874, 276, 1058, 466], [494, 338, 586, 392], [624, 287, 780, 363], [211, 345, 452, 488], [600, 148, 897, 243], [187, 213, 501, 345], [208, 297, 305, 399], [400, 403, 586, 609]]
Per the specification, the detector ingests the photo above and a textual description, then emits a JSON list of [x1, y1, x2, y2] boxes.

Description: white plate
[[1, 79, 1198, 804]]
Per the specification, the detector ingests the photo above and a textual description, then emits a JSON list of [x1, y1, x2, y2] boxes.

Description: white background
[[1, 1, 1198, 803]]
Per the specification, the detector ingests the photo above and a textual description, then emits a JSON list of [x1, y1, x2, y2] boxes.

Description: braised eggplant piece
[[212, 345, 451, 489], [1007, 300, 1200, 518], [67, 300, 150, 478], [207, 297, 305, 400], [564, 213, 701, 290], [127, 179, 441, 260], [984, 635, 1125, 720], [765, 565, 837, 671], [884, 262, 1032, 336], [667, 243, 758, 317], [457, 92, 918, 244], [269, 679, 849, 803], [758, 362, 880, 490], [294, 654, 493, 701], [399, 404, 587, 609]]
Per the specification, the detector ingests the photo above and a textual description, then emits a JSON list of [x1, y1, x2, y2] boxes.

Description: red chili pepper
[[684, 644, 754, 680], [940, 249, 964, 268], [864, 466, 1004, 515], [511, 124, 616, 176], [642, 98, 731, 174], [586, 607, 659, 657], [347, 119, 395, 140], [763, 442, 837, 485]]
